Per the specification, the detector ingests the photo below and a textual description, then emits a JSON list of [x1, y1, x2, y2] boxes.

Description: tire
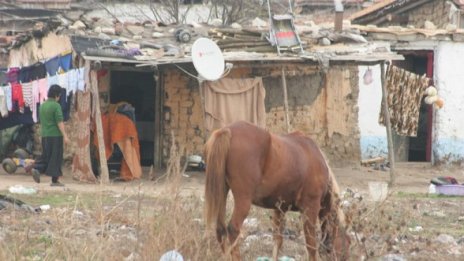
[[178, 31, 191, 43], [14, 148, 29, 159], [2, 158, 17, 174]]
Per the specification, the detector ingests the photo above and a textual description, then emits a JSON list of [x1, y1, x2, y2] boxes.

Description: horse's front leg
[[301, 198, 322, 261], [272, 209, 286, 261], [227, 196, 251, 261]]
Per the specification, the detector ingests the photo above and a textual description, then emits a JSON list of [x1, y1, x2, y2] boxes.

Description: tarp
[[94, 112, 142, 181]]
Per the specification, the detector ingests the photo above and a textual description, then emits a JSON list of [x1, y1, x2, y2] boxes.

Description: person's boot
[[50, 181, 65, 187], [32, 169, 40, 183]]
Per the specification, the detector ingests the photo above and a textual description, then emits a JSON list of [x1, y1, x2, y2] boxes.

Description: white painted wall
[[357, 65, 388, 159], [433, 42, 464, 163]]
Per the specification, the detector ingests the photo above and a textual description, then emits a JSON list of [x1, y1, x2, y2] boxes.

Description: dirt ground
[[2, 162, 464, 261], [0, 162, 460, 195]]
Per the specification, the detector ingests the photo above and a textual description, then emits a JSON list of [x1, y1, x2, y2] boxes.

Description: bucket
[[368, 181, 388, 202]]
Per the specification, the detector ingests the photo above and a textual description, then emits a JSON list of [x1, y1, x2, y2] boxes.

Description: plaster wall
[[357, 65, 388, 159], [433, 42, 464, 164]]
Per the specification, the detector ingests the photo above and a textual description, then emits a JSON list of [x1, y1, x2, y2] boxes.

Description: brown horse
[[204, 121, 350, 260]]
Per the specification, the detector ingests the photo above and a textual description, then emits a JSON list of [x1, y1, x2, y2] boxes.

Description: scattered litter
[[435, 234, 455, 244], [430, 211, 446, 218], [381, 254, 407, 261], [244, 218, 259, 230], [368, 181, 388, 202], [256, 257, 295, 261], [73, 210, 85, 217], [8, 185, 37, 195], [0, 194, 36, 212], [408, 226, 423, 232], [428, 184, 437, 194], [160, 250, 183, 261], [39, 205, 51, 212], [125, 252, 141, 261]]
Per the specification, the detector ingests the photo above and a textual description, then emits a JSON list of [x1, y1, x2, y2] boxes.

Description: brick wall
[[162, 68, 205, 164]]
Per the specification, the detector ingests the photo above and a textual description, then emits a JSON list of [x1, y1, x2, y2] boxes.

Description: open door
[[392, 51, 433, 162]]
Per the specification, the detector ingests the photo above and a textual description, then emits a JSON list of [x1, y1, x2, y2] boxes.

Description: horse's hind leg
[[272, 209, 286, 261], [301, 198, 322, 261], [227, 196, 251, 261]]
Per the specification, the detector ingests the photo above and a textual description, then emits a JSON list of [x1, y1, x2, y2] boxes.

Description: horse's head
[[333, 227, 351, 261], [320, 220, 351, 260]]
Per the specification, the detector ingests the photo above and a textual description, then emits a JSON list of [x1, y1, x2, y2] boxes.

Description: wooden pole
[[380, 62, 395, 187], [90, 67, 110, 184], [198, 79, 210, 139], [281, 67, 290, 133]]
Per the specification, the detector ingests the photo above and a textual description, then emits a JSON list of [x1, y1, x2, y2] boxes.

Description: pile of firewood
[[208, 28, 275, 53]]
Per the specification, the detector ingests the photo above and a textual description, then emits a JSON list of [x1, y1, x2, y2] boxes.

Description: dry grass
[[1, 185, 464, 260], [1, 140, 463, 260]]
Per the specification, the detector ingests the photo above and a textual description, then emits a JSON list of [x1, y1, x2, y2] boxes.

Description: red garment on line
[[11, 83, 24, 112]]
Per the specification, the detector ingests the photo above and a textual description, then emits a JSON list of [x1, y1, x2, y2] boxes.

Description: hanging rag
[[379, 65, 429, 137], [202, 77, 266, 132]]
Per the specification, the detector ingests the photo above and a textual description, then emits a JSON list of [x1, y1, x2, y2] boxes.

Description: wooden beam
[[380, 63, 395, 187], [281, 67, 291, 133], [89, 65, 110, 184], [153, 69, 162, 169]]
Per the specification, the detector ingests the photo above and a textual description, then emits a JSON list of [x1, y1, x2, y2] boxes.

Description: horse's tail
[[204, 127, 232, 228]]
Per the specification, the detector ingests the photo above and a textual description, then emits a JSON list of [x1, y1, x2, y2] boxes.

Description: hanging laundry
[[3, 85, 12, 111], [32, 80, 40, 122], [0, 87, 8, 117], [67, 69, 78, 95], [58, 88, 71, 121], [37, 78, 48, 104], [45, 56, 60, 76], [0, 70, 7, 85], [19, 66, 32, 83], [48, 74, 58, 87], [77, 67, 86, 91], [7, 67, 20, 84], [11, 83, 25, 113], [0, 108, 34, 130], [21, 82, 33, 109], [29, 62, 47, 81], [59, 52, 73, 72], [57, 71, 68, 89]]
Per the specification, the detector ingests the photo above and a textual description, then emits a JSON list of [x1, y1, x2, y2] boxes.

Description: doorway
[[393, 52, 433, 162], [110, 70, 156, 166]]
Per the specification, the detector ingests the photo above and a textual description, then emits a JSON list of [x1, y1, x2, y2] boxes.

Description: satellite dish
[[191, 38, 225, 81]]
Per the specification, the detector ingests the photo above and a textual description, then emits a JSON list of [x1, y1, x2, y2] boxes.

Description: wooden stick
[[223, 46, 276, 52], [90, 66, 110, 184], [361, 157, 386, 166], [281, 67, 290, 133], [209, 28, 260, 35], [380, 62, 395, 187], [218, 42, 270, 48]]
